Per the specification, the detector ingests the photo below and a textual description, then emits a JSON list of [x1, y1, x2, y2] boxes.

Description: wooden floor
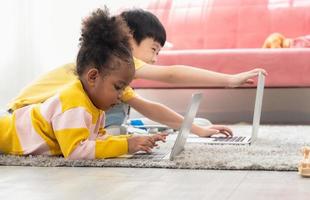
[[0, 166, 309, 200]]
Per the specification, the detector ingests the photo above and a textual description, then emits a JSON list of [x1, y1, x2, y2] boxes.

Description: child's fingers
[[143, 138, 155, 148], [221, 127, 233, 135], [159, 132, 169, 136], [251, 68, 268, 76], [139, 145, 152, 153], [147, 136, 156, 146], [244, 69, 267, 80], [258, 68, 268, 76], [245, 79, 254, 85], [155, 135, 166, 142], [207, 129, 232, 137], [206, 126, 233, 138], [210, 125, 233, 134], [219, 130, 233, 137], [206, 129, 220, 137], [218, 128, 233, 137], [152, 134, 167, 142], [160, 132, 168, 140]]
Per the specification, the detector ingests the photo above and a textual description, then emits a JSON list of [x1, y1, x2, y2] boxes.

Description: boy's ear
[[86, 68, 100, 86]]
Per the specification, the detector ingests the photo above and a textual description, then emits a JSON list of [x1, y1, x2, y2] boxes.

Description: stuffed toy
[[299, 147, 310, 177], [263, 32, 310, 48], [262, 33, 291, 48]]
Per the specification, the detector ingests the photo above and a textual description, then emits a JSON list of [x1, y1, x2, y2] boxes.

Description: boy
[[8, 9, 266, 136]]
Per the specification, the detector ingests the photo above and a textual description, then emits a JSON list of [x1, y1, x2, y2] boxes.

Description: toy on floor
[[298, 147, 310, 177]]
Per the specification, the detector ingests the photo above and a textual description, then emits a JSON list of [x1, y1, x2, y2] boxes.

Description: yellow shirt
[[8, 58, 145, 111], [0, 80, 131, 159]]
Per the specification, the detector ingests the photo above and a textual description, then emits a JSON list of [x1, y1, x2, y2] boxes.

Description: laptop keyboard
[[213, 136, 247, 143]]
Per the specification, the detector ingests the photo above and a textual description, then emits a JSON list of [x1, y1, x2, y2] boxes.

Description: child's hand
[[197, 125, 233, 138], [228, 68, 267, 87], [151, 132, 168, 143], [127, 133, 167, 154]]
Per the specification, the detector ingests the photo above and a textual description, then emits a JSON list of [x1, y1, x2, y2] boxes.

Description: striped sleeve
[[95, 135, 129, 159], [52, 107, 129, 159]]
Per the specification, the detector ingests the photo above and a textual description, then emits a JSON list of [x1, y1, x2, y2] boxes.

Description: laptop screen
[[251, 72, 265, 142], [169, 93, 203, 160]]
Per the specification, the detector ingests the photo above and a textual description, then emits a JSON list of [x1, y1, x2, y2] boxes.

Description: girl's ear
[[86, 68, 100, 87]]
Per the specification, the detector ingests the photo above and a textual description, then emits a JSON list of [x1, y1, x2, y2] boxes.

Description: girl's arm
[[52, 109, 129, 159]]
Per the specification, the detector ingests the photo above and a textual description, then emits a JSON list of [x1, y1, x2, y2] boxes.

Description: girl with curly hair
[[0, 8, 166, 159]]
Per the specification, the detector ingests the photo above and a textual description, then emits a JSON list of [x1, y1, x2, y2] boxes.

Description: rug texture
[[0, 125, 309, 171]]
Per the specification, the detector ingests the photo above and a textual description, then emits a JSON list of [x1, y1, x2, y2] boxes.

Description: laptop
[[122, 93, 203, 161], [188, 71, 265, 145]]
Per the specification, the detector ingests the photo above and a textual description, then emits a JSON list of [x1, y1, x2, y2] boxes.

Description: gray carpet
[[0, 125, 309, 171]]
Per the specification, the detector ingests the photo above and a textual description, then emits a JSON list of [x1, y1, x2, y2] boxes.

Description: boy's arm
[[128, 95, 184, 129], [127, 96, 232, 137], [135, 64, 267, 88]]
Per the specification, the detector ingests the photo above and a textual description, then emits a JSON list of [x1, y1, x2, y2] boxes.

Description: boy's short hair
[[121, 9, 166, 47]]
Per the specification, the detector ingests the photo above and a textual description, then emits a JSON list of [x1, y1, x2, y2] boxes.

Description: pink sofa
[[131, 0, 310, 89]]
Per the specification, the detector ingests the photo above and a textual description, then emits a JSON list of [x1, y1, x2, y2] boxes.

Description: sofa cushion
[[147, 0, 310, 49]]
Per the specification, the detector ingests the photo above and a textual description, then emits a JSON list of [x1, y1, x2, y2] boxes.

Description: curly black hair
[[76, 7, 134, 77]]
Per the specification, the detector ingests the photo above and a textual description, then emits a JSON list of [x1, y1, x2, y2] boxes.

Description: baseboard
[[130, 88, 310, 124]]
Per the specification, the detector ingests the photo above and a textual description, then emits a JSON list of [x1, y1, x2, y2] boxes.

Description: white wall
[[0, 0, 150, 109]]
